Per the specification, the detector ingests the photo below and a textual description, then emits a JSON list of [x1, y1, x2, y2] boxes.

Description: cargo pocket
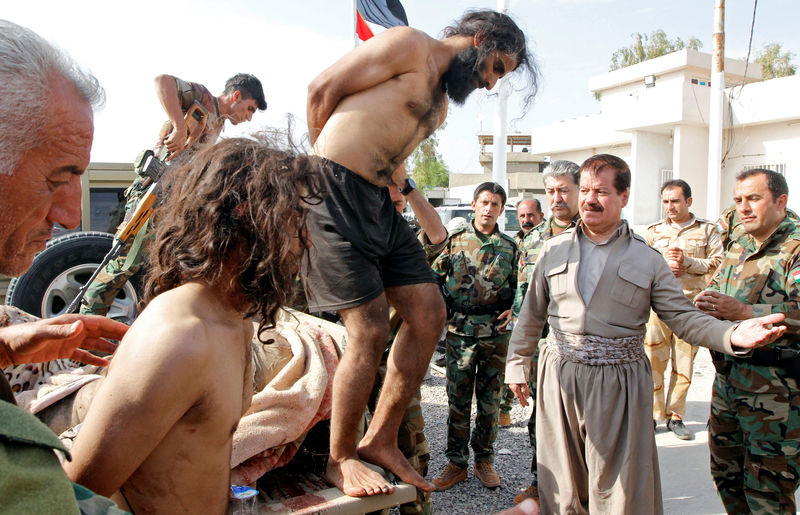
[[687, 238, 708, 258], [744, 439, 800, 495], [545, 261, 568, 298], [610, 263, 650, 305]]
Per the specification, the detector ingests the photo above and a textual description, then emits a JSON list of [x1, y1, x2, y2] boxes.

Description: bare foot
[[358, 441, 435, 492], [326, 456, 395, 497]]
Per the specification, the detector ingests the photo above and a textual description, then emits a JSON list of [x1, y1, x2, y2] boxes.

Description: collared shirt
[[577, 223, 624, 305], [645, 214, 722, 297]]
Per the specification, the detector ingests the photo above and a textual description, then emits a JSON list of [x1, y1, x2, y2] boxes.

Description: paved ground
[[421, 348, 799, 514], [655, 348, 799, 514]]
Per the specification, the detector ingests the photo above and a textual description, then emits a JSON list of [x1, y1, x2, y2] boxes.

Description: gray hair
[[0, 20, 105, 176], [542, 160, 580, 187]]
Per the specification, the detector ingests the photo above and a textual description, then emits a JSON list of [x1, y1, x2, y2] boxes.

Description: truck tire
[[5, 231, 142, 323]]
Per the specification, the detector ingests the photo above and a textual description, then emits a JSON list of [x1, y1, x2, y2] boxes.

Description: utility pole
[[707, 0, 725, 218], [493, 0, 509, 229]]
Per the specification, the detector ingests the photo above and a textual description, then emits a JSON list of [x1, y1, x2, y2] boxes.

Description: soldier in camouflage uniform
[[499, 198, 543, 426], [430, 182, 518, 491], [79, 73, 266, 317], [644, 179, 723, 440], [696, 169, 800, 514], [716, 203, 800, 252], [507, 160, 580, 505], [367, 168, 447, 515]]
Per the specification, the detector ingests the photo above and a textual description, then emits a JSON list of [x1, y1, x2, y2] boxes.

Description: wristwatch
[[400, 177, 416, 195]]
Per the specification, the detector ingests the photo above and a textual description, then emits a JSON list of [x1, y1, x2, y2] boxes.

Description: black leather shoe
[[667, 419, 692, 440]]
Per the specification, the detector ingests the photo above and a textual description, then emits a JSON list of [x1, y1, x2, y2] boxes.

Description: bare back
[[310, 28, 450, 186], [65, 282, 253, 514]]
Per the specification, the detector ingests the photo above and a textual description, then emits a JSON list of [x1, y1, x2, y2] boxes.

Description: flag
[[356, 11, 374, 41], [356, 0, 408, 41]]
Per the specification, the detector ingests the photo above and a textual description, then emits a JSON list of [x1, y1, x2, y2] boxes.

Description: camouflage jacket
[[431, 222, 518, 338], [153, 77, 224, 155], [645, 215, 723, 298], [512, 215, 579, 317], [709, 216, 800, 391], [716, 204, 800, 252]]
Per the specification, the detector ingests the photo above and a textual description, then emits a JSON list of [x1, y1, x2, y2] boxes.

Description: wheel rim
[[41, 263, 139, 323]]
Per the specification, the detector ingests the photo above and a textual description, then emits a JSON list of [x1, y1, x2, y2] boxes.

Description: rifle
[[65, 100, 211, 314], [160, 100, 210, 161], [65, 155, 167, 313]]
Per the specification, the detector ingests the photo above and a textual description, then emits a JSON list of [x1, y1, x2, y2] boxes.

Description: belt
[[711, 343, 800, 381], [544, 327, 645, 366]]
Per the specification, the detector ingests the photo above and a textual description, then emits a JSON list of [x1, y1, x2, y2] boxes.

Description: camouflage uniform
[[431, 222, 518, 467], [80, 78, 223, 316], [644, 215, 722, 423], [707, 216, 800, 514], [368, 230, 445, 515], [498, 223, 543, 416], [716, 205, 800, 252]]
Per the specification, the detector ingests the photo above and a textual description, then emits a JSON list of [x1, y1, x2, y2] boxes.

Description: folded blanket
[[15, 367, 103, 415], [230, 321, 338, 484]]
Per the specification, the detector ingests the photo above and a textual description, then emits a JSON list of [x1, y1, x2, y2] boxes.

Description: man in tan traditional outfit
[[505, 154, 787, 514]]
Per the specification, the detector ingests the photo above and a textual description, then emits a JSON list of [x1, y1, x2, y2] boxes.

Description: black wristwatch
[[400, 178, 416, 195]]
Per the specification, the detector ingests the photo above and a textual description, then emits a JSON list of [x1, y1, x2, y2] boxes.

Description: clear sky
[[5, 0, 799, 174]]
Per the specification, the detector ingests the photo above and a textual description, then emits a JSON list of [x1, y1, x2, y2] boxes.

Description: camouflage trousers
[[499, 351, 539, 480], [368, 347, 430, 515], [644, 311, 699, 421], [444, 331, 510, 467], [79, 150, 162, 317], [709, 373, 800, 514], [79, 227, 149, 316]]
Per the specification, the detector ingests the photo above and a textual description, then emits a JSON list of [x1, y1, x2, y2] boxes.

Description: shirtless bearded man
[[304, 9, 538, 496], [64, 138, 324, 513]]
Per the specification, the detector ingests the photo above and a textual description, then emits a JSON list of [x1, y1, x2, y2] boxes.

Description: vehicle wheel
[[5, 231, 142, 324]]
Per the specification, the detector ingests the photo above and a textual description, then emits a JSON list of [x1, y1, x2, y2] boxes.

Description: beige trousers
[[644, 311, 699, 421], [536, 343, 663, 515]]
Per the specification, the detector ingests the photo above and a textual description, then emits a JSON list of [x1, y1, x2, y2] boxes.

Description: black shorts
[[302, 160, 435, 312]]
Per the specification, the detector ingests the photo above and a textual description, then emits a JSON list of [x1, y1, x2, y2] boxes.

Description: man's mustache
[[522, 222, 535, 229], [584, 202, 604, 212], [551, 202, 569, 210]]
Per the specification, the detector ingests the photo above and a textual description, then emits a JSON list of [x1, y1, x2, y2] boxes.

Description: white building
[[528, 48, 800, 225]]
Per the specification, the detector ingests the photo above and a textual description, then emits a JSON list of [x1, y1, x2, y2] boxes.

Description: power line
[[723, 0, 758, 164]]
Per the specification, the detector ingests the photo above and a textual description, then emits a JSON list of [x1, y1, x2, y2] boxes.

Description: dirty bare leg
[[358, 283, 445, 493], [328, 294, 395, 497]]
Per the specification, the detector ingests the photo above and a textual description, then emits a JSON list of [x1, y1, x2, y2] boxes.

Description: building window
[[90, 188, 127, 233], [742, 163, 787, 176], [659, 169, 673, 214]]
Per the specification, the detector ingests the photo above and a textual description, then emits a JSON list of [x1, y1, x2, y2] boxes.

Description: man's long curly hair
[[143, 136, 325, 338]]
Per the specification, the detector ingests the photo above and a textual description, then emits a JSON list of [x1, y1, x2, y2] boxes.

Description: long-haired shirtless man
[[65, 137, 325, 513], [304, 9, 539, 497]]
